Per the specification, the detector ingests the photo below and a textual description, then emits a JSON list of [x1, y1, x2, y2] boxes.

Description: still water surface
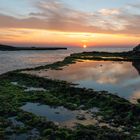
[[1, 47, 137, 101], [0, 47, 130, 74], [27, 60, 140, 102], [21, 103, 77, 123]]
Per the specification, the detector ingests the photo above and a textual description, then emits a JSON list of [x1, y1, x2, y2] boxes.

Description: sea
[[1, 46, 140, 101], [0, 47, 131, 75]]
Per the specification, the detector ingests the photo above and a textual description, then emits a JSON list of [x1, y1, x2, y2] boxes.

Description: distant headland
[[0, 44, 67, 51]]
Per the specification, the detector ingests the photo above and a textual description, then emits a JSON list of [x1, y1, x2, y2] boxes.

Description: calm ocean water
[[0, 47, 131, 75]]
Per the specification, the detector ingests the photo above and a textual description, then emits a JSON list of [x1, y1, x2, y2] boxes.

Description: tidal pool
[[21, 103, 100, 128], [21, 103, 77, 123], [24, 60, 140, 102]]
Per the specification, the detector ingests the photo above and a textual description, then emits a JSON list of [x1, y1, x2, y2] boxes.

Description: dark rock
[[0, 44, 67, 51], [133, 44, 140, 52], [76, 114, 86, 120], [132, 61, 140, 75], [0, 44, 17, 50]]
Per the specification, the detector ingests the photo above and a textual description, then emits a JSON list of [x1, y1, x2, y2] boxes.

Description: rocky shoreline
[[0, 44, 140, 140]]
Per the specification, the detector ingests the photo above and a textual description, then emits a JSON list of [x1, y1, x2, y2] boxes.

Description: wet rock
[[96, 116, 103, 121], [76, 114, 86, 120], [133, 44, 140, 53], [135, 135, 140, 140], [5, 127, 13, 135], [54, 122, 59, 126], [124, 131, 130, 135], [24, 87, 46, 92], [11, 82, 18, 86], [89, 107, 100, 113], [78, 105, 85, 109], [55, 111, 60, 114]]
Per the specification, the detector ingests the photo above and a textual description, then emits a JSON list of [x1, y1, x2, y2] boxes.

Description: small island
[[0, 44, 67, 51]]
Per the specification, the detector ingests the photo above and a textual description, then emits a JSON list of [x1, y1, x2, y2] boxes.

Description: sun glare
[[83, 44, 87, 48]]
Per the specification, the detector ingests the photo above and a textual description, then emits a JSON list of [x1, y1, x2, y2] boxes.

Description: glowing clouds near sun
[[0, 28, 139, 47], [0, 0, 139, 46]]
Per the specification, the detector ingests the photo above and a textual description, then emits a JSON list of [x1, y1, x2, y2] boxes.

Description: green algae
[[1, 49, 140, 139], [0, 72, 140, 139]]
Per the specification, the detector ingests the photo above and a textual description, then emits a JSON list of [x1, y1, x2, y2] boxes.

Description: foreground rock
[[133, 44, 140, 53], [0, 44, 140, 139]]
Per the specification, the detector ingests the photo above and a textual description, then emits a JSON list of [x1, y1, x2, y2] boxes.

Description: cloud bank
[[0, 0, 140, 36]]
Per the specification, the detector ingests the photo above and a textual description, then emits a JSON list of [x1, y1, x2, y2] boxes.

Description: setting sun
[[83, 44, 87, 48], [0, 0, 140, 138]]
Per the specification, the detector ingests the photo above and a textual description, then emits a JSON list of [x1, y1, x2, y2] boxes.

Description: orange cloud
[[0, 0, 140, 35], [0, 0, 139, 46], [0, 28, 139, 47]]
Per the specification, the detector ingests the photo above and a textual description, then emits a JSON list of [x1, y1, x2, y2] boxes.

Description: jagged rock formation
[[133, 44, 140, 53], [131, 44, 140, 75], [132, 61, 140, 75]]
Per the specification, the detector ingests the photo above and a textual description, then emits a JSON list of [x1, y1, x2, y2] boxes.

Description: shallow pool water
[[21, 102, 102, 128], [21, 103, 78, 123], [24, 60, 140, 102]]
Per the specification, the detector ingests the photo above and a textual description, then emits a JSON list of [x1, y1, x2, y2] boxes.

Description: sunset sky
[[0, 0, 140, 47]]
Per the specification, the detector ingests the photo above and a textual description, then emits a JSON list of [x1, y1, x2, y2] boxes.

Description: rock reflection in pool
[[24, 60, 140, 102], [21, 103, 77, 123]]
